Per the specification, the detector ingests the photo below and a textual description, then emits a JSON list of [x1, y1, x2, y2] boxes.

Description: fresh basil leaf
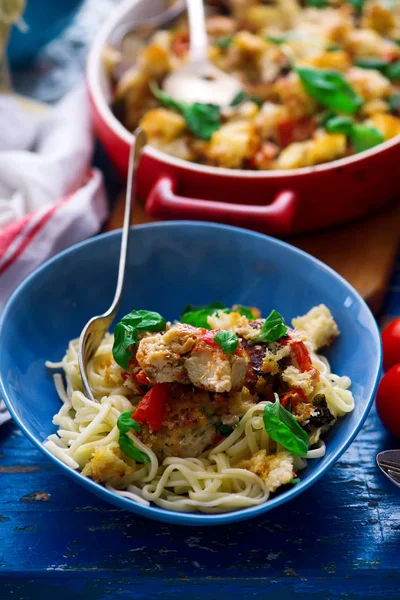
[[389, 93, 400, 113], [121, 309, 166, 333], [119, 433, 150, 463], [117, 410, 141, 435], [234, 305, 256, 320], [385, 61, 400, 81], [230, 90, 246, 107], [217, 423, 234, 436], [150, 82, 221, 140], [250, 310, 287, 345], [265, 34, 289, 44], [355, 58, 389, 71], [250, 95, 264, 107], [112, 322, 138, 370], [182, 102, 221, 140], [149, 80, 185, 112], [183, 301, 226, 313], [350, 124, 384, 153], [214, 330, 239, 354], [181, 302, 230, 329], [305, 0, 329, 7], [347, 0, 366, 13], [296, 66, 363, 114], [263, 397, 309, 456], [265, 32, 298, 44], [112, 309, 166, 369], [355, 58, 400, 81], [215, 36, 233, 49], [324, 115, 354, 135]]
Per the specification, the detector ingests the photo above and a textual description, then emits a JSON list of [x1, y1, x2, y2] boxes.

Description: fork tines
[[379, 459, 400, 475]]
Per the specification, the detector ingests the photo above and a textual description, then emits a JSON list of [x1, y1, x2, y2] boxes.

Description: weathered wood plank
[[0, 407, 399, 597]]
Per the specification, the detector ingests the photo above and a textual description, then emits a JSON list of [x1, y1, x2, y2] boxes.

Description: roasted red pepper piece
[[132, 383, 171, 432], [172, 32, 190, 56], [277, 117, 315, 148], [135, 370, 150, 386], [281, 388, 308, 410], [200, 330, 220, 347], [291, 341, 313, 372]]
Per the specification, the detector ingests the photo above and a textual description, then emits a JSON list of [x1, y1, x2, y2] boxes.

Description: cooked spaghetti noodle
[[44, 304, 354, 513]]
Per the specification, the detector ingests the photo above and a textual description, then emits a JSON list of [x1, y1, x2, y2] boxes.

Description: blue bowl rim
[[0, 221, 382, 526]]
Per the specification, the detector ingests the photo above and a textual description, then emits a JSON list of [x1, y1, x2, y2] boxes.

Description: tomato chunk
[[291, 341, 313, 371], [281, 388, 308, 410], [135, 370, 150, 386], [376, 365, 400, 438], [200, 330, 220, 347], [277, 117, 315, 148], [132, 383, 171, 432], [172, 32, 190, 56]]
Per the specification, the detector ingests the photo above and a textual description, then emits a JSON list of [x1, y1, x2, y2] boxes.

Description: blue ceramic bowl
[[0, 222, 381, 526]]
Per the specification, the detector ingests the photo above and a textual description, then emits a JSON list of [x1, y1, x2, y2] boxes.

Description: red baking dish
[[87, 0, 400, 236]]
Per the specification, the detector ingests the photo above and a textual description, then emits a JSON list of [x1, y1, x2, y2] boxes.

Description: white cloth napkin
[[0, 86, 108, 311]]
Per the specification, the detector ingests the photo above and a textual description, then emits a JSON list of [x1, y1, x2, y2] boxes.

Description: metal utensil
[[78, 128, 146, 402], [163, 0, 242, 106], [109, 0, 185, 50], [376, 449, 400, 489]]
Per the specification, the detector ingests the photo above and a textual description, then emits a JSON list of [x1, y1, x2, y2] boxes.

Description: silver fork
[[78, 128, 146, 402], [376, 449, 400, 489]]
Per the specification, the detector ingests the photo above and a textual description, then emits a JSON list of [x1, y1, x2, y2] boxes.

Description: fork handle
[[109, 128, 147, 316]]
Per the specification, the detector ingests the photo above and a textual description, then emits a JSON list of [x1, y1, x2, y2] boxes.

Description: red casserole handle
[[146, 176, 297, 235]]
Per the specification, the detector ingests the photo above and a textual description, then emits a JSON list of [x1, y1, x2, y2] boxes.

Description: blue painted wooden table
[[3, 2, 400, 597]]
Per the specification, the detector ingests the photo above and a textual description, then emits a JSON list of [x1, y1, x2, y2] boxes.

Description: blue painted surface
[[0, 222, 381, 527], [8, 0, 83, 67]]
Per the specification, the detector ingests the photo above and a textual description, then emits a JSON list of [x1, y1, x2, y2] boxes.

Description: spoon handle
[[187, 0, 208, 64]]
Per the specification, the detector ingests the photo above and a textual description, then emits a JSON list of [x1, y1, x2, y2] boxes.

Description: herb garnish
[[263, 396, 309, 456], [117, 410, 150, 463], [355, 58, 400, 81], [150, 82, 221, 140], [389, 93, 400, 113], [214, 330, 239, 354], [296, 66, 363, 114], [217, 423, 234, 436], [234, 306, 256, 320], [112, 310, 166, 370], [250, 310, 287, 345], [181, 302, 230, 329], [215, 36, 233, 50], [324, 115, 384, 152]]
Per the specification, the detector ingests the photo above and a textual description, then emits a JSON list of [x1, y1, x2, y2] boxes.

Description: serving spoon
[[163, 0, 242, 106], [376, 449, 400, 489], [78, 128, 146, 402]]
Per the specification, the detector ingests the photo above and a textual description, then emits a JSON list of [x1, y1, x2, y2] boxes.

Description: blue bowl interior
[[0, 222, 381, 525]]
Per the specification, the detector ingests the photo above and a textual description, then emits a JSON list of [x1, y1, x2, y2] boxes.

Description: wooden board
[[105, 196, 400, 315]]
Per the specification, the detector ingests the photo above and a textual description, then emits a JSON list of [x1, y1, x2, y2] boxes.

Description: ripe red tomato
[[376, 364, 400, 437], [381, 318, 400, 372]]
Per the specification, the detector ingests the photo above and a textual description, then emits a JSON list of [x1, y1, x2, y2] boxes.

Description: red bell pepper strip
[[281, 388, 308, 410], [290, 341, 313, 372], [135, 370, 150, 386], [277, 117, 315, 148], [132, 383, 171, 432], [200, 330, 220, 347]]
